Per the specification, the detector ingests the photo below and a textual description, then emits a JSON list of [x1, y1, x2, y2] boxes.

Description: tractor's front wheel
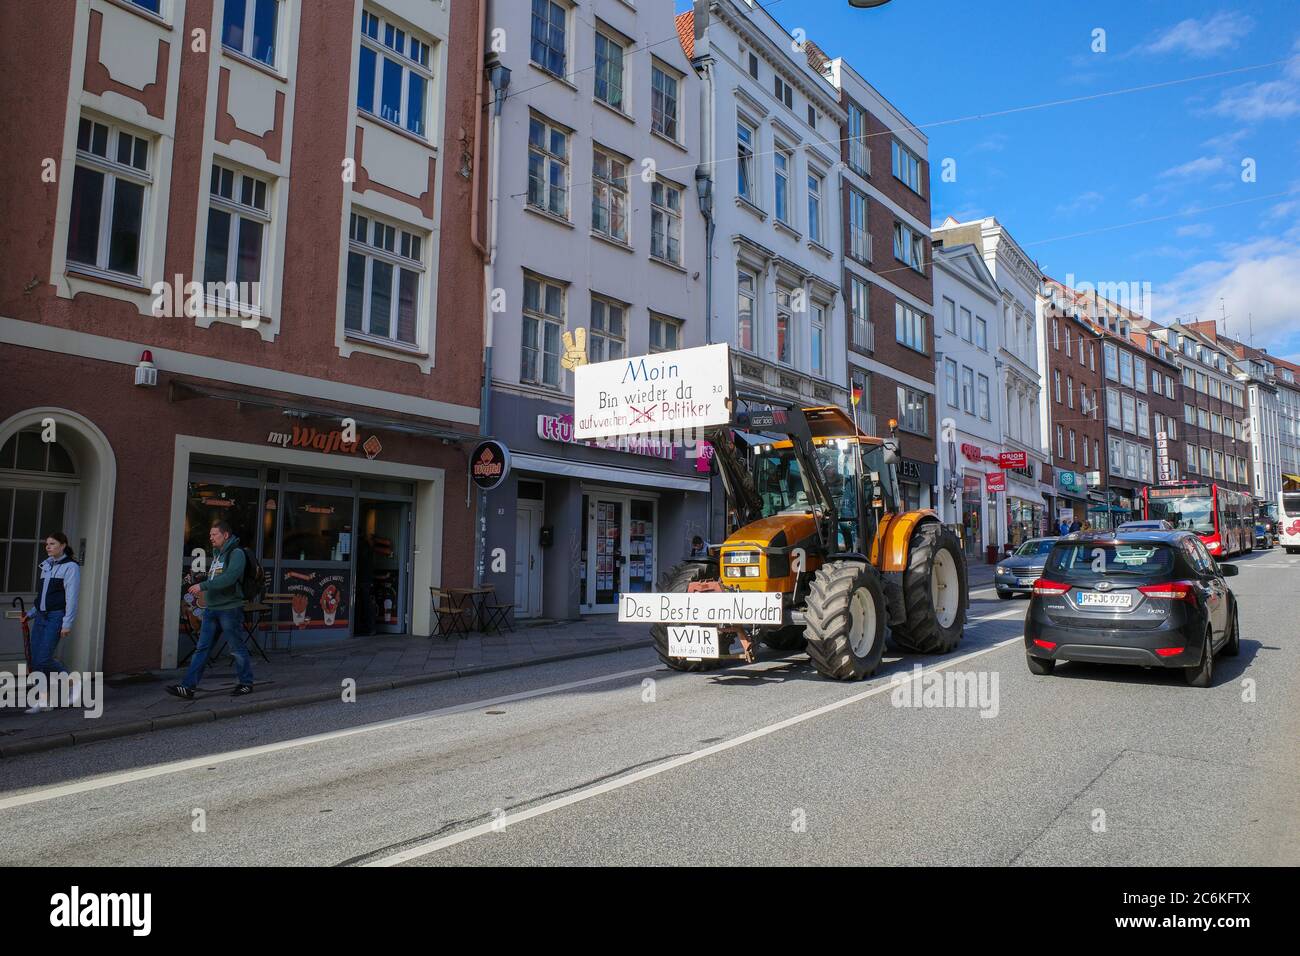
[[650, 561, 726, 671], [889, 523, 968, 655], [803, 561, 887, 680]]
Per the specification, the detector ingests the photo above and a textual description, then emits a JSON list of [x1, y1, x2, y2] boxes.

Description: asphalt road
[[1, 552, 1297, 866]]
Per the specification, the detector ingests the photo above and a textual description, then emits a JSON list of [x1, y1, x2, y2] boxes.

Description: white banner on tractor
[[573, 343, 731, 440], [618, 590, 783, 625]]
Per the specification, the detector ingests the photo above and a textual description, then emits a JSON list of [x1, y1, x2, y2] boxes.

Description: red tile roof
[[675, 11, 694, 59]]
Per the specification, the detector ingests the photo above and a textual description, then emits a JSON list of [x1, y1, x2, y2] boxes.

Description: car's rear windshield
[[1044, 542, 1176, 581]]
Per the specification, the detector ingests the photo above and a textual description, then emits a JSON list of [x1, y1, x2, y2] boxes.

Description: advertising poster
[[279, 569, 351, 632]]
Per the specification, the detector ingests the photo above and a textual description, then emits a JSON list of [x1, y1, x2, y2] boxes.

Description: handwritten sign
[[617, 590, 783, 625], [573, 343, 731, 440]]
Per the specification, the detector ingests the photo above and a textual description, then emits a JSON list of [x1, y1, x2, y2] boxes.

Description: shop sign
[[538, 414, 675, 460], [961, 443, 983, 463], [999, 451, 1028, 469], [985, 471, 1007, 493], [900, 460, 921, 481], [265, 425, 382, 460], [573, 343, 731, 439], [1056, 470, 1084, 494], [470, 440, 511, 491], [1156, 430, 1171, 481]]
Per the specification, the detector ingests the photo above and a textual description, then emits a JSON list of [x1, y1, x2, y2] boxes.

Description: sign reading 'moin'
[[573, 343, 731, 440], [618, 591, 783, 625]]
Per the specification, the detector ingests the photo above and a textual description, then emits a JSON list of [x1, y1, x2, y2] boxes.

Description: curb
[[0, 638, 653, 759]]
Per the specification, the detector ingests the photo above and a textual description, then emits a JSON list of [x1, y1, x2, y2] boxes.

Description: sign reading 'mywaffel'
[[573, 343, 731, 440]]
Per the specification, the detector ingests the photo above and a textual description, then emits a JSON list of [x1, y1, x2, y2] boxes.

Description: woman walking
[[26, 532, 82, 713]]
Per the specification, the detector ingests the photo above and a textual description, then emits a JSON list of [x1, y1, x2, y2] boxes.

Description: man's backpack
[[240, 547, 266, 602]]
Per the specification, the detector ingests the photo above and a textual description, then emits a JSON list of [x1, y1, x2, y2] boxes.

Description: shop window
[[0, 430, 77, 596]]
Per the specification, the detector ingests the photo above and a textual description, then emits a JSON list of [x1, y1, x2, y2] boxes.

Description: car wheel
[[1026, 654, 1055, 675], [1224, 606, 1240, 657], [997, 590, 1012, 600], [1185, 627, 1214, 687]]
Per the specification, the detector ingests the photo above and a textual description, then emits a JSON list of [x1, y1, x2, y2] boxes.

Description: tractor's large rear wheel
[[650, 561, 726, 671], [803, 561, 887, 680], [889, 523, 967, 655]]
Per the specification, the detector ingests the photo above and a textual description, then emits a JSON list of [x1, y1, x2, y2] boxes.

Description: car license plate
[[1018, 577, 1037, 586], [667, 625, 719, 659], [1077, 592, 1132, 609]]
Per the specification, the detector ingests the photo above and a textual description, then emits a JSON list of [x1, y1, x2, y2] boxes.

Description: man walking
[[166, 520, 255, 699]]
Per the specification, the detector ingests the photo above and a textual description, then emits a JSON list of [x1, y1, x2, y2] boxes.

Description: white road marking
[[364, 632, 1028, 866], [0, 604, 1027, 813], [0, 664, 661, 812]]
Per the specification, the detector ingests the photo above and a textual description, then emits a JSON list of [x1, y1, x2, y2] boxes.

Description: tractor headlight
[[745, 566, 760, 577]]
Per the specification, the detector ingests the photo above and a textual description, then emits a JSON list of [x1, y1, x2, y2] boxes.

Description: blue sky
[[676, 1, 1300, 360]]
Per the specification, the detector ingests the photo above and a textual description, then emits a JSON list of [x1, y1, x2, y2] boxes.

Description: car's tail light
[[1138, 581, 1197, 603], [1032, 639, 1057, 650], [1154, 647, 1185, 657], [1032, 579, 1070, 596]]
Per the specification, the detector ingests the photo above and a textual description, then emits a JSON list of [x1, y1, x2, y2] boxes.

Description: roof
[[675, 10, 694, 59]]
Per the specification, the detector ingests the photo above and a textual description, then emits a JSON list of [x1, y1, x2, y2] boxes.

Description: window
[[1122, 393, 1137, 433], [1054, 370, 1061, 404], [223, 0, 279, 67], [748, 51, 759, 79], [892, 222, 925, 273], [850, 276, 871, 351], [1052, 319, 1059, 349], [527, 115, 569, 218], [1214, 451, 1225, 480], [975, 316, 988, 351], [773, 146, 791, 224], [1090, 344, 1096, 370], [1109, 436, 1123, 473], [773, 73, 793, 110], [776, 287, 794, 365], [891, 139, 922, 194], [1104, 342, 1118, 380], [650, 178, 682, 264], [358, 9, 433, 138], [1198, 408, 1210, 429], [847, 103, 868, 174], [944, 359, 958, 407], [807, 171, 824, 244], [1209, 378, 1220, 400], [1125, 441, 1138, 479], [1056, 424, 1064, 457], [959, 307, 972, 341], [67, 116, 150, 278], [130, 0, 161, 11], [737, 119, 756, 203], [591, 145, 628, 242], [344, 211, 424, 348], [1211, 413, 1221, 435], [1137, 399, 1150, 438], [942, 297, 956, 334], [1140, 446, 1152, 483], [1083, 435, 1090, 468], [961, 366, 975, 414], [588, 295, 626, 363], [203, 162, 269, 310], [810, 303, 825, 377], [1120, 350, 1134, 387], [649, 314, 681, 353], [895, 302, 926, 353], [897, 387, 929, 435], [591, 29, 627, 112], [530, 0, 566, 77], [848, 189, 868, 261], [1067, 375, 1074, 408], [807, 104, 817, 129], [1186, 443, 1197, 472], [649, 61, 680, 141], [1107, 388, 1121, 428], [1201, 447, 1212, 475], [1070, 429, 1077, 462], [521, 273, 564, 387], [1079, 336, 1086, 365], [737, 269, 756, 353], [1166, 375, 1175, 399], [1185, 403, 1196, 425], [1065, 331, 1072, 357], [978, 374, 991, 420]]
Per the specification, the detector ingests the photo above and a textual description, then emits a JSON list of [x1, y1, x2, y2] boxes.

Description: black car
[[994, 537, 1058, 599], [1024, 530, 1239, 687]]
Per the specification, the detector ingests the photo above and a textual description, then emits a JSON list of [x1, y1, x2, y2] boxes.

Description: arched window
[[0, 428, 78, 596]]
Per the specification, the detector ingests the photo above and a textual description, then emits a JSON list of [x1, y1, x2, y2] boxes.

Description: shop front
[[960, 472, 985, 557], [484, 393, 710, 620], [900, 458, 938, 512], [1054, 469, 1088, 530]]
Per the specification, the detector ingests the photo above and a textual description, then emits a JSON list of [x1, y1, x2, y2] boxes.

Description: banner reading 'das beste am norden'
[[573, 343, 732, 440]]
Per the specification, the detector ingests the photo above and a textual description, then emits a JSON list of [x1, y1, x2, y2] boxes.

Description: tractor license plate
[[1077, 592, 1132, 609], [668, 625, 719, 659]]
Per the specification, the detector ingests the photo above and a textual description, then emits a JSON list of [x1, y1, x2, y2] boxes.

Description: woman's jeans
[[182, 607, 254, 689], [29, 610, 69, 675]]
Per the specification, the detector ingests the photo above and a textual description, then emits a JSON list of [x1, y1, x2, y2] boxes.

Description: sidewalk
[[0, 617, 647, 758]]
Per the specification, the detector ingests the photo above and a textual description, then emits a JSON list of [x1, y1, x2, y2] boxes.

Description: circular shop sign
[[470, 440, 511, 492]]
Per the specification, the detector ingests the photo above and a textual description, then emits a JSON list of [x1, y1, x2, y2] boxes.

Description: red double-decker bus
[[1142, 482, 1255, 557]]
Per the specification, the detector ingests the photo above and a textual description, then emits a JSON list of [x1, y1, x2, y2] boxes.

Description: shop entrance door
[[583, 494, 656, 613], [355, 499, 410, 635], [514, 498, 544, 619]]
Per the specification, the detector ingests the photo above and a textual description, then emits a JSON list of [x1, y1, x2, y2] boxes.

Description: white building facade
[[933, 244, 1004, 560]]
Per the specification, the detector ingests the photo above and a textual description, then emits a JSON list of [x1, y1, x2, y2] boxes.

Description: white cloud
[[1144, 11, 1254, 57], [1175, 223, 1214, 238], [1159, 156, 1228, 179], [1055, 190, 1105, 215], [1211, 79, 1300, 121]]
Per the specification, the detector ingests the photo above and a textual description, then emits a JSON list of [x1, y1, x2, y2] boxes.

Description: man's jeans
[[29, 610, 69, 675], [182, 607, 254, 689]]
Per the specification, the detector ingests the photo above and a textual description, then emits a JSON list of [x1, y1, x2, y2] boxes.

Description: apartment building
[[933, 245, 1002, 559], [479, 0, 710, 619], [933, 217, 1050, 547], [0, 0, 484, 672], [823, 51, 937, 510], [1147, 323, 1251, 495]]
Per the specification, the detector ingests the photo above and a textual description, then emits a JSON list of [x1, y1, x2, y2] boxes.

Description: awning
[[1284, 473, 1300, 488], [1087, 504, 1130, 514], [510, 452, 709, 492]]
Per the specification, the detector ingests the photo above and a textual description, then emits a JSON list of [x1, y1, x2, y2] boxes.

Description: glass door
[[589, 498, 625, 612], [355, 498, 409, 635], [277, 489, 355, 643]]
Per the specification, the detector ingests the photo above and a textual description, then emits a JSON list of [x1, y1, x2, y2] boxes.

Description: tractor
[[651, 395, 968, 680]]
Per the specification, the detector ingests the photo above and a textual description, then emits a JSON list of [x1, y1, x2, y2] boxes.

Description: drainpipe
[[473, 54, 511, 586], [468, 0, 488, 259]]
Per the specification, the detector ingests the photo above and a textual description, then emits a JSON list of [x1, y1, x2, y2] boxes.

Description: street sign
[[469, 440, 510, 491], [999, 451, 1028, 469], [573, 343, 731, 439]]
